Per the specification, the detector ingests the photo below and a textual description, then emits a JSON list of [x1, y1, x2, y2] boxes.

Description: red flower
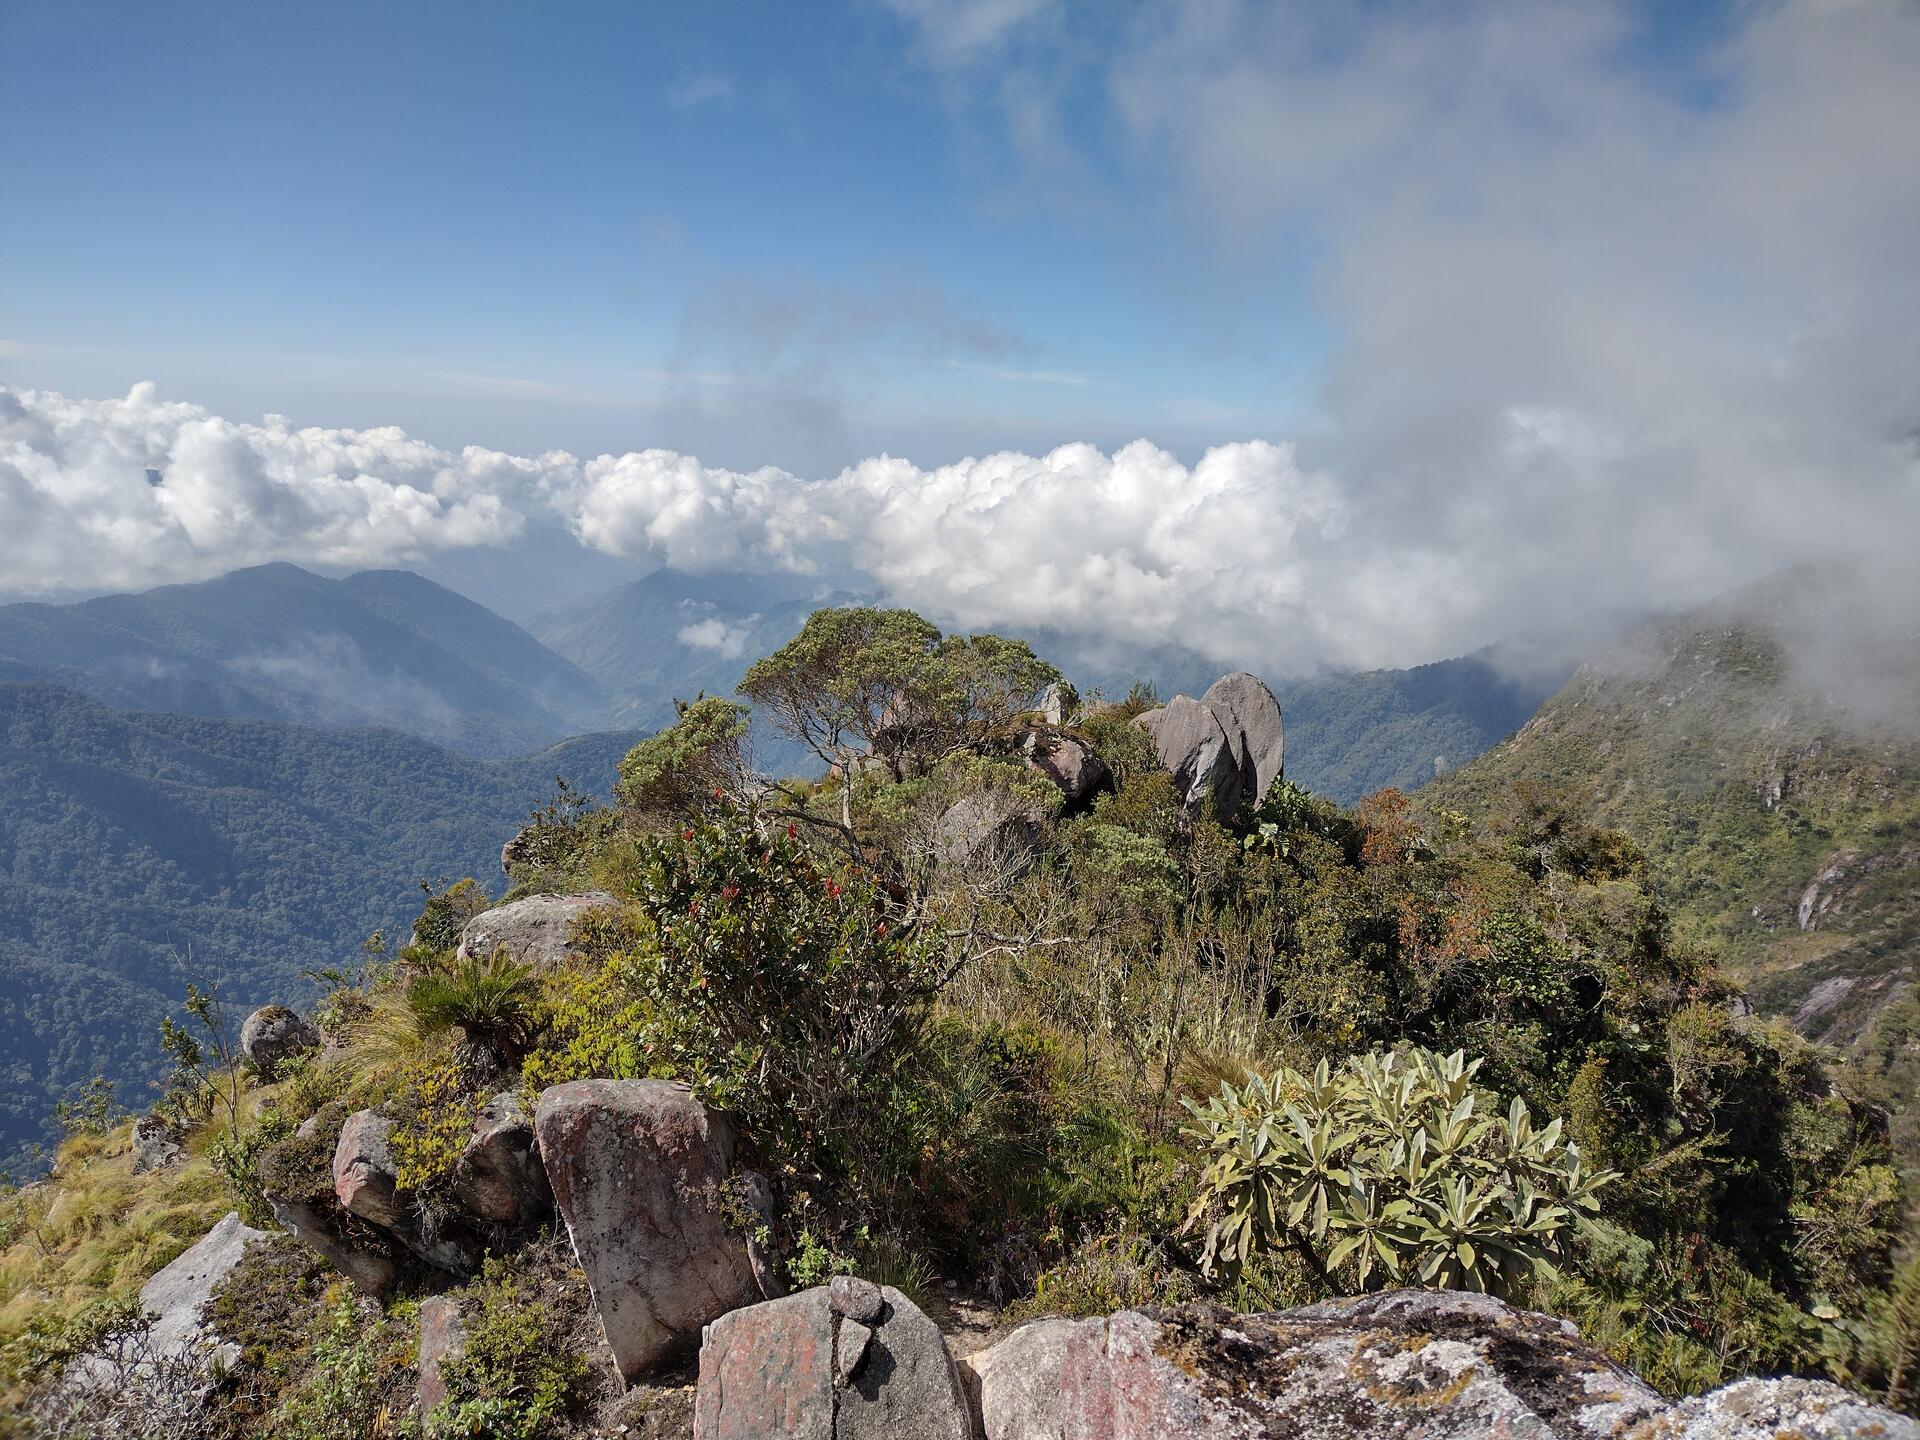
[[688, 899, 700, 915], [825, 879, 842, 898], [875, 921, 888, 936], [721, 885, 739, 901], [786, 823, 798, 839], [682, 828, 694, 841]]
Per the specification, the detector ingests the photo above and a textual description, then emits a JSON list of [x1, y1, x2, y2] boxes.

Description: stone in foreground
[[963, 1290, 1918, 1440], [456, 890, 620, 970], [453, 1091, 550, 1226], [417, 1295, 466, 1415], [535, 1079, 762, 1381], [693, 1282, 971, 1440]]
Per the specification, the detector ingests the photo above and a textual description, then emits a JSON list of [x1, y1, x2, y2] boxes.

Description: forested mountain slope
[[0, 564, 607, 757], [1424, 566, 1920, 1128], [0, 683, 634, 1170]]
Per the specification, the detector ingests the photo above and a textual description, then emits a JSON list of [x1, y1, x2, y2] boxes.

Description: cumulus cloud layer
[[5, 375, 1915, 675]]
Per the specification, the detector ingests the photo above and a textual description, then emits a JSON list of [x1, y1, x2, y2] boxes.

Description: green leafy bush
[[621, 801, 943, 1177], [427, 1258, 589, 1440], [1183, 1046, 1613, 1295]]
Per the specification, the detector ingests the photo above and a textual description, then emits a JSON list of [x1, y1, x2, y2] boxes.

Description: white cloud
[[677, 616, 759, 659]]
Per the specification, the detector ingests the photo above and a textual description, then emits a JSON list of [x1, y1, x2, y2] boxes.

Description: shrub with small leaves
[[427, 1258, 589, 1440], [1182, 1046, 1613, 1297]]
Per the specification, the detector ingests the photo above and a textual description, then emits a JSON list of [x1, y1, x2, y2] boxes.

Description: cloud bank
[[4, 374, 1916, 675]]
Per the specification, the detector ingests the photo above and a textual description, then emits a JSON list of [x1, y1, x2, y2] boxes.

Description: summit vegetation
[[4, 601, 1914, 1437]]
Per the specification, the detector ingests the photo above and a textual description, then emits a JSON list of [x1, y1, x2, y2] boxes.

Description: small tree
[[616, 695, 752, 818], [1182, 1046, 1613, 1296], [740, 607, 1060, 806]]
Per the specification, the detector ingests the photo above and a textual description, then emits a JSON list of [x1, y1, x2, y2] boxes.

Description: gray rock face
[[1200, 672, 1286, 808], [1132, 674, 1286, 820], [1645, 1376, 1918, 1439], [130, 1211, 270, 1374], [131, 1113, 183, 1173], [453, 1092, 550, 1226], [1023, 729, 1110, 805], [962, 1292, 1916, 1440], [934, 791, 1042, 878], [1134, 696, 1245, 818], [456, 891, 620, 970], [239, 1005, 319, 1082], [693, 1283, 971, 1440], [535, 1079, 762, 1381]]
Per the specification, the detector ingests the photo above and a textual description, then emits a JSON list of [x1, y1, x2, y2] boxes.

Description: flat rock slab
[[76, 1210, 270, 1385], [963, 1292, 1918, 1440], [694, 1282, 971, 1440], [536, 1079, 761, 1381], [457, 891, 620, 969]]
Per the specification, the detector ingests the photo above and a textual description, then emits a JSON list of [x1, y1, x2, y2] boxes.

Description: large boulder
[[239, 1005, 319, 1081], [1200, 672, 1285, 807], [123, 1212, 270, 1374], [535, 1079, 764, 1381], [452, 1091, 550, 1226], [962, 1292, 1916, 1440], [693, 1278, 971, 1440], [1134, 696, 1245, 818], [456, 891, 620, 970], [1023, 729, 1110, 806]]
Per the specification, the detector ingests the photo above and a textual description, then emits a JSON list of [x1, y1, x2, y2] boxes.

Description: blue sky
[[1, 0, 1330, 469], [3, 1, 1916, 671]]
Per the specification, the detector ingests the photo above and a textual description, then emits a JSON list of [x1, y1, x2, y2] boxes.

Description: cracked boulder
[[693, 1279, 971, 1440], [1133, 695, 1246, 819], [962, 1291, 1916, 1440], [452, 1091, 550, 1226], [331, 1109, 477, 1276], [535, 1079, 764, 1381]]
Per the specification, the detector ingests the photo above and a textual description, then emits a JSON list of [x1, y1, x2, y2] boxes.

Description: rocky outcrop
[[1037, 682, 1077, 726], [239, 1005, 319, 1082], [692, 1279, 971, 1440], [456, 891, 620, 970], [418, 1296, 466, 1415], [535, 1079, 764, 1381], [1131, 673, 1285, 819], [1022, 729, 1109, 805], [960, 1291, 1915, 1440], [1200, 672, 1286, 807], [124, 1212, 269, 1375], [332, 1109, 476, 1276], [1135, 696, 1245, 818], [934, 792, 1043, 878], [452, 1092, 550, 1226], [130, 1113, 182, 1173]]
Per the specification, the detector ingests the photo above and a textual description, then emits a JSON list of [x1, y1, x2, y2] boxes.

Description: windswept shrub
[[1182, 1046, 1613, 1296], [615, 695, 752, 819], [622, 801, 944, 1178]]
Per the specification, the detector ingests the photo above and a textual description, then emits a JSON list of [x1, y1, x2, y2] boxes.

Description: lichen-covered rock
[[130, 1113, 183, 1173], [1634, 1376, 1918, 1439], [331, 1109, 476, 1275], [967, 1290, 1672, 1440], [239, 1005, 319, 1081], [452, 1092, 549, 1226], [1134, 695, 1245, 819], [455, 891, 620, 970], [535, 1079, 762, 1381], [693, 1282, 971, 1440], [1200, 672, 1285, 807], [418, 1296, 466, 1415]]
